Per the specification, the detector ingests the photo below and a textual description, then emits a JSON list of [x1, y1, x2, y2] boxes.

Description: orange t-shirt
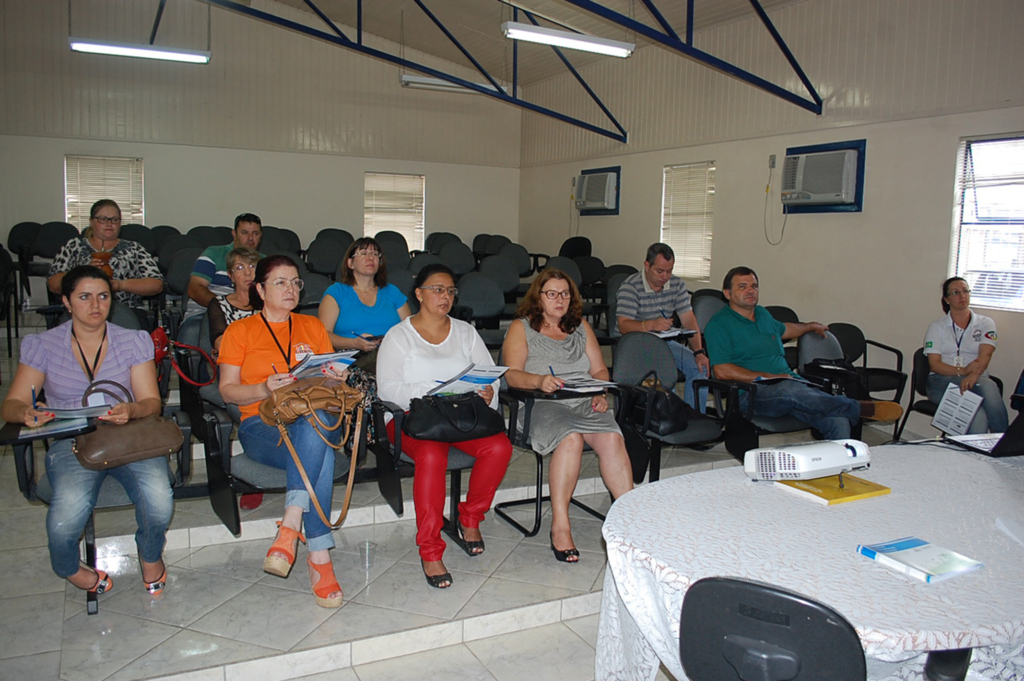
[[218, 312, 333, 421]]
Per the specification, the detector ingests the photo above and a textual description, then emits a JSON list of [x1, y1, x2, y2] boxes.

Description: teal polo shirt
[[704, 304, 793, 376]]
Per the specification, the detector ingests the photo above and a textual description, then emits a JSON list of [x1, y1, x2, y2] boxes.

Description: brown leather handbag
[[259, 377, 365, 529], [72, 380, 184, 471]]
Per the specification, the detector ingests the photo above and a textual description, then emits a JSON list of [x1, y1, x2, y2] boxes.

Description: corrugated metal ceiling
[[271, 0, 802, 85]]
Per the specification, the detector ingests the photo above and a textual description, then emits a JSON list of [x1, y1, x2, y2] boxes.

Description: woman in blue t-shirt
[[318, 237, 411, 365]]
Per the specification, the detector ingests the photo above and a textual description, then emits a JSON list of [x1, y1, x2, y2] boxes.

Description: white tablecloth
[[597, 445, 1024, 681]]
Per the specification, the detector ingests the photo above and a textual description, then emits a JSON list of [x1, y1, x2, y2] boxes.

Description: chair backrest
[[558, 236, 592, 259], [273, 228, 302, 253], [35, 222, 79, 258], [379, 239, 410, 272], [408, 251, 442, 275], [390, 268, 418, 314], [118, 223, 157, 255], [186, 225, 229, 249], [603, 263, 638, 281], [425, 231, 461, 253], [498, 242, 533, 277], [166, 247, 204, 297], [692, 287, 726, 302], [543, 256, 582, 286], [0, 246, 15, 321], [765, 305, 799, 324], [680, 577, 866, 681], [573, 255, 605, 286], [150, 224, 181, 245], [374, 230, 409, 251], [261, 250, 309, 277], [797, 330, 844, 372], [305, 236, 348, 277], [299, 272, 332, 310], [157, 234, 203, 272], [912, 347, 929, 398], [692, 295, 726, 331], [605, 272, 630, 335], [438, 241, 476, 276], [478, 255, 519, 295], [827, 322, 867, 364], [456, 272, 504, 320], [612, 332, 679, 390], [472, 233, 491, 254], [7, 221, 40, 256], [483, 234, 511, 255]]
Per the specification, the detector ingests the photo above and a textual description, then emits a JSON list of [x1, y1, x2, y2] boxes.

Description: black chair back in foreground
[[829, 322, 908, 404], [558, 235, 592, 259], [680, 576, 866, 681]]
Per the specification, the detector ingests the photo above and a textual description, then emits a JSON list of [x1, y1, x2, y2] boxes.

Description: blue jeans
[[45, 438, 173, 578], [740, 379, 860, 440], [668, 341, 708, 413], [239, 412, 343, 552], [926, 373, 1009, 434]]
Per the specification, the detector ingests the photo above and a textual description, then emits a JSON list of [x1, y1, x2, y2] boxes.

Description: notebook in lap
[[946, 412, 1024, 457]]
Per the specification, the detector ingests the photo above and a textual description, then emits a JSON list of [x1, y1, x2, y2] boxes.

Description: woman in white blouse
[[377, 264, 512, 589]]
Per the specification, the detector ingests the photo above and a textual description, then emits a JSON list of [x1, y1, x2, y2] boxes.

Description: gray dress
[[520, 320, 621, 455]]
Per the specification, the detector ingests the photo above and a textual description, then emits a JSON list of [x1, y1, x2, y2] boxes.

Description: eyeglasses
[[419, 285, 458, 297], [231, 263, 257, 273], [947, 288, 971, 297], [353, 250, 381, 259], [540, 290, 572, 300], [269, 278, 304, 290], [92, 216, 121, 225]]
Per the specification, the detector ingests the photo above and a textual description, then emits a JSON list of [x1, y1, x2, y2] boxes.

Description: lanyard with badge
[[74, 326, 110, 406], [951, 317, 967, 368], [260, 313, 293, 371]]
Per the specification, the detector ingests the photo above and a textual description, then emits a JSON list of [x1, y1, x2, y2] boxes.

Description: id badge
[[86, 392, 107, 407], [953, 355, 964, 368]]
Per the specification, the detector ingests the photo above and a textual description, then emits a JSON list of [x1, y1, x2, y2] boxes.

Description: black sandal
[[421, 560, 453, 589], [457, 524, 485, 557], [550, 532, 580, 563]]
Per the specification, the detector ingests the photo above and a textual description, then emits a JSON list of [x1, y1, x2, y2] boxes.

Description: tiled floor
[[0, 311, 904, 681]]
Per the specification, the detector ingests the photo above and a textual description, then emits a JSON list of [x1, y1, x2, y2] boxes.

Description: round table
[[596, 444, 1024, 681]]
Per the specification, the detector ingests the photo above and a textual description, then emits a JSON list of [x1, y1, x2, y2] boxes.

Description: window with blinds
[[364, 172, 425, 250], [950, 137, 1024, 312], [65, 155, 144, 230], [661, 162, 715, 281]]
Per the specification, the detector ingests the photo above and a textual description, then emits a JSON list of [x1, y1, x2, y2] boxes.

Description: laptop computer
[[946, 411, 1024, 457]]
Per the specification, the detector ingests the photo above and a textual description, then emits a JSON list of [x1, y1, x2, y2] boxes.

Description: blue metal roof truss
[[200, 0, 822, 144]]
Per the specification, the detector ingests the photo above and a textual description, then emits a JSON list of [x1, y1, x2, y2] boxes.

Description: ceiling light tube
[[501, 21, 634, 58], [400, 74, 507, 95], [69, 38, 210, 64]]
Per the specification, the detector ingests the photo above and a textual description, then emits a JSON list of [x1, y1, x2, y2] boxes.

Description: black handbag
[[403, 393, 505, 443], [635, 370, 693, 436]]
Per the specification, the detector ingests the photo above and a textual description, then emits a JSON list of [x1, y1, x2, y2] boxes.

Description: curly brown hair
[[516, 269, 583, 333]]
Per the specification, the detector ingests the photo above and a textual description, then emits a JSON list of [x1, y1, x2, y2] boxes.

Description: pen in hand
[[31, 384, 37, 425]]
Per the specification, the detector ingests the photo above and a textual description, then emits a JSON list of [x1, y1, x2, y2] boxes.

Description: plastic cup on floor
[[360, 541, 377, 570]]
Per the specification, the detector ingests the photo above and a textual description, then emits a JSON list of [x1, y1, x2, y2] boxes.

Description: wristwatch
[[693, 348, 707, 357]]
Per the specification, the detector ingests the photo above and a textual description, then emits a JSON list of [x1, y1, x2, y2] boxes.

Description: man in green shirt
[[703, 266, 902, 439]]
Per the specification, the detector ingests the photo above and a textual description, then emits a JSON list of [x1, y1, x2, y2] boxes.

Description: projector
[[744, 439, 870, 481]]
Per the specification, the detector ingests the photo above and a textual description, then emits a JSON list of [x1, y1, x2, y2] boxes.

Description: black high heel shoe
[[421, 559, 453, 589], [549, 532, 580, 563], [457, 523, 485, 557]]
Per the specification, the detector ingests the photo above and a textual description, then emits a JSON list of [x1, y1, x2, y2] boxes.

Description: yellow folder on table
[[775, 474, 890, 505]]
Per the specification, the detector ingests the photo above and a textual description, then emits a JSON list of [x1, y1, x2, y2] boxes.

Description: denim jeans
[[239, 412, 343, 552], [740, 379, 860, 440], [45, 438, 173, 578], [926, 373, 1009, 434], [667, 341, 708, 413]]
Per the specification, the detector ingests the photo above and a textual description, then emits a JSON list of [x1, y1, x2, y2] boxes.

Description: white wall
[[0, 134, 520, 247], [520, 106, 1024, 430]]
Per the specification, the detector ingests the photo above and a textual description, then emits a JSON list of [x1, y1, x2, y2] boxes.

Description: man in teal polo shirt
[[703, 266, 902, 439], [185, 213, 264, 318]]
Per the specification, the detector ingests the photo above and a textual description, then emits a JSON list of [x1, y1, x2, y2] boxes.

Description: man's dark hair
[[723, 266, 758, 291], [234, 213, 262, 230], [645, 243, 675, 265]]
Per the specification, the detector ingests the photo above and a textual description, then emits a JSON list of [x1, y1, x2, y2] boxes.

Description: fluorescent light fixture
[[400, 74, 507, 95], [69, 38, 210, 64], [501, 21, 634, 58]]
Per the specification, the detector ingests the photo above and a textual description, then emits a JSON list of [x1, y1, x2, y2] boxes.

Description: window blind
[[950, 137, 1024, 312], [364, 172, 425, 250], [65, 155, 144, 231], [661, 162, 715, 281]]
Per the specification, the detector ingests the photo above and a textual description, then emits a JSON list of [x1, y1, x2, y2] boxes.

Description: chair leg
[[84, 512, 98, 616], [648, 440, 662, 483], [494, 451, 545, 537], [894, 407, 911, 442], [924, 648, 972, 681], [441, 469, 467, 551]]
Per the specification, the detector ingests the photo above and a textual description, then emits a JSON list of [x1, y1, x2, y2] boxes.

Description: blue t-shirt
[[324, 282, 406, 338]]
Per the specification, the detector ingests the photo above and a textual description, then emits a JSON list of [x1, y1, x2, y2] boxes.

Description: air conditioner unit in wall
[[574, 172, 618, 211], [781, 149, 858, 206]]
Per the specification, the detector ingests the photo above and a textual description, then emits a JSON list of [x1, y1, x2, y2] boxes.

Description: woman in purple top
[[1, 266, 172, 599]]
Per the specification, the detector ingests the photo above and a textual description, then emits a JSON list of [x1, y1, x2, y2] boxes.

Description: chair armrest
[[170, 410, 192, 486], [694, 378, 755, 420], [529, 252, 549, 273], [865, 339, 904, 372], [11, 441, 36, 501]]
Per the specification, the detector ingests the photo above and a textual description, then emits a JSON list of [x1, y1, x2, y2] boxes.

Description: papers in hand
[[857, 536, 983, 583], [291, 351, 359, 379], [931, 383, 983, 435], [752, 375, 816, 386], [21, 417, 91, 439], [49, 406, 111, 419], [648, 328, 696, 340], [558, 376, 616, 393], [429, 364, 508, 395]]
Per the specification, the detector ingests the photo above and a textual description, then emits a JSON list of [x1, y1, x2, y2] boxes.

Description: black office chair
[[612, 333, 723, 482], [438, 242, 476, 277], [156, 234, 202, 275], [471, 233, 491, 257], [425, 232, 461, 254], [454, 272, 505, 349], [316, 228, 354, 249], [118, 223, 156, 255], [558, 236, 592, 259], [497, 242, 537, 294], [298, 272, 331, 313], [692, 295, 726, 332], [691, 287, 725, 302], [390, 268, 418, 314], [894, 348, 1003, 441], [477, 254, 520, 318], [828, 322, 907, 403], [379, 239, 410, 272], [483, 234, 512, 256], [765, 305, 800, 370], [679, 577, 866, 681], [374, 230, 409, 251], [7, 221, 40, 306], [573, 255, 605, 302], [603, 263, 638, 281], [305, 237, 348, 279], [187, 225, 230, 249], [0, 245, 20, 357]]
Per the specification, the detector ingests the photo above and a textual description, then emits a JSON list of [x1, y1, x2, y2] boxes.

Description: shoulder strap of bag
[[82, 379, 133, 407]]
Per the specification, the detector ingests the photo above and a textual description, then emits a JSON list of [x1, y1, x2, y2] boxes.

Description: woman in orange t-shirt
[[219, 255, 348, 608]]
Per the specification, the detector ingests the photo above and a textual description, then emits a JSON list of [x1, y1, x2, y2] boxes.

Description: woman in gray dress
[[503, 269, 633, 563]]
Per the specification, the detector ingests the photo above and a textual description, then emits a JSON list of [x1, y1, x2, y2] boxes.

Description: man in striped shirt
[[615, 243, 708, 412]]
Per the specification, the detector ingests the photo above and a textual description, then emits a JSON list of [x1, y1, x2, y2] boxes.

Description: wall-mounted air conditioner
[[781, 149, 858, 205], [574, 172, 618, 211]]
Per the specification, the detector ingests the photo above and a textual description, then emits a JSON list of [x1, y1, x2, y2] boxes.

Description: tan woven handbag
[[258, 377, 365, 528]]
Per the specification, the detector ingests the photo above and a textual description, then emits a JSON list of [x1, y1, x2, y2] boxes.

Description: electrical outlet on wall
[[769, 154, 776, 169]]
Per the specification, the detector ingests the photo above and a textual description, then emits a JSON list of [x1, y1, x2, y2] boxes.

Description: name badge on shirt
[[954, 355, 964, 368], [86, 392, 108, 407]]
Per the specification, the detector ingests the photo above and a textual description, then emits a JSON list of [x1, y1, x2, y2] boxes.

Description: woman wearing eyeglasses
[[377, 263, 512, 589], [47, 199, 164, 311], [218, 255, 349, 608], [207, 247, 260, 357], [502, 269, 632, 564], [923, 276, 1009, 434], [318, 237, 411, 368]]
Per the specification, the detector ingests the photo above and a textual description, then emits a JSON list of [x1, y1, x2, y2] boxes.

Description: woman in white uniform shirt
[[923, 276, 1009, 434]]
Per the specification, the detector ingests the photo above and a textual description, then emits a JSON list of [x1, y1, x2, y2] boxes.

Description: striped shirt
[[613, 272, 692, 336]]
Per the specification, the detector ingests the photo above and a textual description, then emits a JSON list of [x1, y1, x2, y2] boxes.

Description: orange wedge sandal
[[263, 522, 306, 578], [88, 569, 113, 594], [308, 558, 343, 608]]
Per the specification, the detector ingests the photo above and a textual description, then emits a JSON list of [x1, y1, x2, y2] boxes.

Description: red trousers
[[386, 422, 512, 561]]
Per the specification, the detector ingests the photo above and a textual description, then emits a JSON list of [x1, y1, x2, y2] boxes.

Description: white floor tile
[[467, 622, 596, 681], [354, 643, 497, 681]]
